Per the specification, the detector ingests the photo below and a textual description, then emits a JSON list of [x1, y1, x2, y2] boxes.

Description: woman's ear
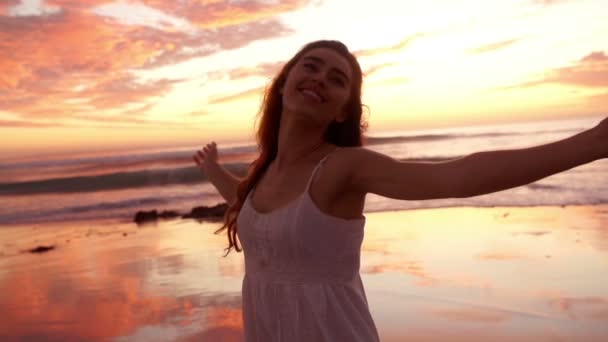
[[335, 113, 346, 123], [335, 108, 348, 123]]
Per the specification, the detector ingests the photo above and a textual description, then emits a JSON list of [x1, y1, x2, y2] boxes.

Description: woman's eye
[[303, 63, 316, 70], [331, 77, 345, 86]]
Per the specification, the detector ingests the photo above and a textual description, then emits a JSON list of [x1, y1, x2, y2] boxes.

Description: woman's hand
[[593, 116, 608, 158], [192, 142, 219, 173]]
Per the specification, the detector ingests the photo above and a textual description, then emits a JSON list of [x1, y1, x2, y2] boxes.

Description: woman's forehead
[[299, 48, 352, 78]]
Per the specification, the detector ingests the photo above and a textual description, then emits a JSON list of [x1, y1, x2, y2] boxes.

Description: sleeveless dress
[[236, 149, 381, 342]]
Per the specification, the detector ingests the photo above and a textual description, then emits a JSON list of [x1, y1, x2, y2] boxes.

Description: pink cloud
[[0, 1, 300, 125], [0, 1, 20, 14], [549, 297, 608, 320], [142, 0, 310, 28], [499, 51, 608, 90]]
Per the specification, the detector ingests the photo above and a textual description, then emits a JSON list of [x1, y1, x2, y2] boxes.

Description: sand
[[1, 205, 607, 341]]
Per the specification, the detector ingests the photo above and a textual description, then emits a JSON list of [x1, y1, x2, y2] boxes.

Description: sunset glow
[[1, 0, 607, 159]]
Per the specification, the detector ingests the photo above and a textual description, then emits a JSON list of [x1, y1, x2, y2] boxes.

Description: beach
[[2, 205, 607, 341]]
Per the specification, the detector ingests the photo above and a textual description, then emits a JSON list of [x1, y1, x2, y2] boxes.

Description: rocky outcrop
[[133, 203, 228, 225], [133, 210, 181, 224], [182, 203, 228, 221]]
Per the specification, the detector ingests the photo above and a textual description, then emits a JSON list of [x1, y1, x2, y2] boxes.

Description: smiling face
[[281, 47, 353, 125]]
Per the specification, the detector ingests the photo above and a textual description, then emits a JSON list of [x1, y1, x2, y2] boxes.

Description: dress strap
[[304, 147, 339, 192]]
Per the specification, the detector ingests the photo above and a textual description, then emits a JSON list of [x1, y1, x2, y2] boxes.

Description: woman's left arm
[[449, 116, 607, 197], [344, 116, 607, 201]]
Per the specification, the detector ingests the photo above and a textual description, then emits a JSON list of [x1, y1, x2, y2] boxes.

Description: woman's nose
[[309, 75, 327, 89]]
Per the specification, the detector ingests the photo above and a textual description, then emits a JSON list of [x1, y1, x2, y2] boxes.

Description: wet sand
[[1, 205, 607, 341]]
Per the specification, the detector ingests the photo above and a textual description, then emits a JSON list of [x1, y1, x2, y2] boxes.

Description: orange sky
[[1, 0, 607, 159]]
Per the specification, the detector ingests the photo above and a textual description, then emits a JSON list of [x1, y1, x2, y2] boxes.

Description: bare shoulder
[[311, 146, 369, 218], [326, 146, 396, 192], [330, 146, 462, 200], [332, 145, 399, 164]]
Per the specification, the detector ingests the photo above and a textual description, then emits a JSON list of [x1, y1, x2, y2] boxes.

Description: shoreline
[[1, 204, 607, 341], [2, 201, 607, 228]]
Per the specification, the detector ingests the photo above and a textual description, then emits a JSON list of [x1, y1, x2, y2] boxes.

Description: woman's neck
[[274, 112, 330, 170]]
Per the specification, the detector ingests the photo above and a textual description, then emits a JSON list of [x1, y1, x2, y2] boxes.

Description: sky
[[1, 0, 607, 159]]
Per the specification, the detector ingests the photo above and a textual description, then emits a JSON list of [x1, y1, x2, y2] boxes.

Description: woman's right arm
[[193, 142, 241, 205]]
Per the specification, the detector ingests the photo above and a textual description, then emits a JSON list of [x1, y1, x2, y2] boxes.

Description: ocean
[[1, 116, 606, 226]]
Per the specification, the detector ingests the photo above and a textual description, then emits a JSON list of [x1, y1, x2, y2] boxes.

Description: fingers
[[193, 142, 217, 166], [192, 155, 201, 165]]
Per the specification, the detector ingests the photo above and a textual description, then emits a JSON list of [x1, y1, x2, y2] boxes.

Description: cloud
[[363, 62, 402, 77], [138, 20, 294, 69], [511, 231, 551, 237], [224, 61, 284, 80], [581, 51, 608, 63], [466, 38, 522, 54], [86, 76, 181, 109], [374, 76, 409, 86], [544, 51, 608, 87], [0, 1, 300, 125], [475, 252, 526, 260], [142, 0, 310, 29], [0, 1, 20, 14], [530, 0, 569, 6], [549, 297, 608, 320], [499, 51, 608, 90], [0, 119, 68, 128], [207, 86, 266, 105], [45, 0, 311, 28], [354, 33, 425, 58], [185, 109, 211, 117], [586, 92, 608, 108], [4, 0, 61, 16]]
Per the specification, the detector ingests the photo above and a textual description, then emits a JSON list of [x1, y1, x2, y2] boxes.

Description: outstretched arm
[[345, 117, 607, 200], [193, 142, 241, 205]]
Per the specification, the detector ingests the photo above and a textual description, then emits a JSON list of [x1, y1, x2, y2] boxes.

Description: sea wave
[[0, 163, 248, 195], [365, 128, 577, 145], [0, 156, 457, 195]]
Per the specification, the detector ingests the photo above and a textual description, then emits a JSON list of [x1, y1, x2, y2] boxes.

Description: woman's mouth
[[298, 88, 325, 103]]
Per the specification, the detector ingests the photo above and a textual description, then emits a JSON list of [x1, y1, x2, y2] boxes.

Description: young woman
[[193, 40, 607, 342]]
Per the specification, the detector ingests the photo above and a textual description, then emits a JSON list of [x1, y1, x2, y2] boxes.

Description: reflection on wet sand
[[0, 205, 607, 341], [0, 219, 244, 341], [361, 205, 608, 341]]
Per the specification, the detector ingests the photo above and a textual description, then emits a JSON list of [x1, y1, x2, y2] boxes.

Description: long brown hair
[[215, 40, 368, 256]]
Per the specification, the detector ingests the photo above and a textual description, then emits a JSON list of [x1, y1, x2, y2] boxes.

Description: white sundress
[[236, 149, 380, 341]]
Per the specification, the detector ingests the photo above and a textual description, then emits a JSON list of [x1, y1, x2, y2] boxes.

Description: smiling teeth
[[301, 89, 322, 102]]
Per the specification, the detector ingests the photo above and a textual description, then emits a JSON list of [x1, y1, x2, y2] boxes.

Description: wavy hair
[[215, 40, 368, 255]]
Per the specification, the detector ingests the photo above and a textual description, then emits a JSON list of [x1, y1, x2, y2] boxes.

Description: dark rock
[[28, 245, 55, 254], [134, 203, 228, 224], [182, 203, 228, 220], [159, 210, 180, 219], [134, 210, 159, 224], [134, 210, 182, 225]]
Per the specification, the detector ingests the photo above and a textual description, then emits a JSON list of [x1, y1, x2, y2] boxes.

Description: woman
[[193, 40, 607, 341]]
